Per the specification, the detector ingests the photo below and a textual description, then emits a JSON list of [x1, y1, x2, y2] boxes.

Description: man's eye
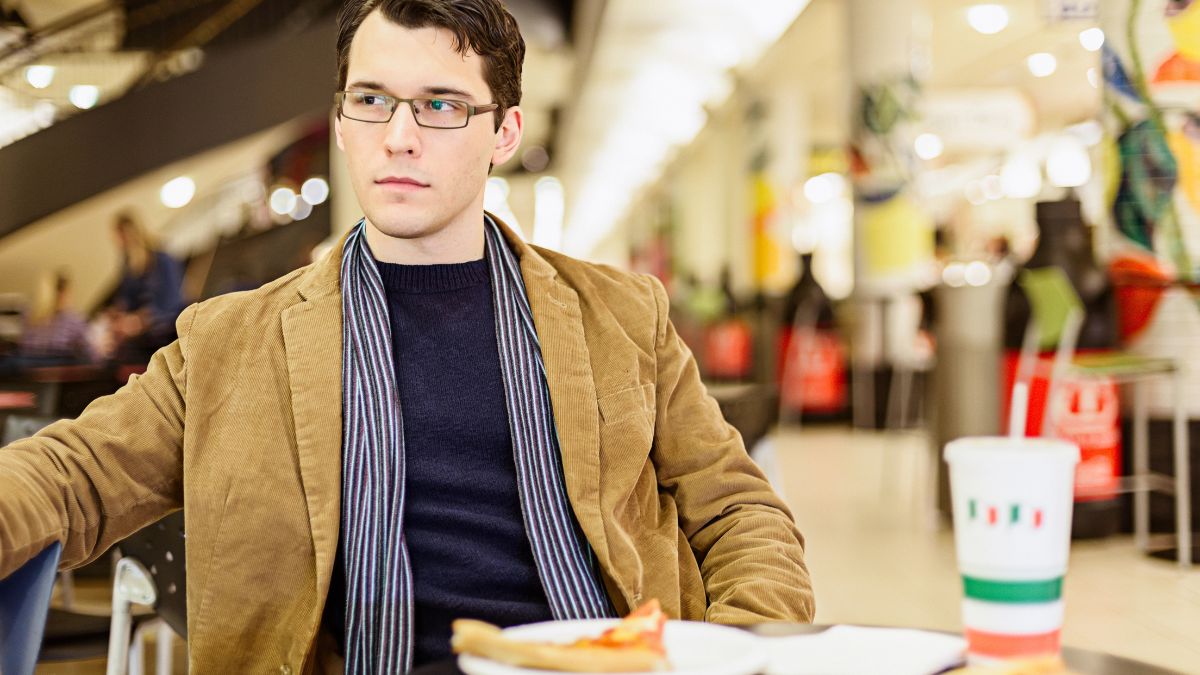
[[426, 99, 463, 112]]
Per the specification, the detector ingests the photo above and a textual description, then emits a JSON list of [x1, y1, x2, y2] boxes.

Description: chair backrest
[[116, 512, 187, 638], [1, 415, 60, 446], [0, 542, 62, 675], [1014, 267, 1086, 437], [1018, 267, 1084, 351]]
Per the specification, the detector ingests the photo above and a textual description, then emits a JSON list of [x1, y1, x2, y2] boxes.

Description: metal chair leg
[[1174, 369, 1192, 567], [155, 620, 174, 675], [1134, 379, 1150, 553], [129, 626, 146, 675], [58, 569, 75, 609]]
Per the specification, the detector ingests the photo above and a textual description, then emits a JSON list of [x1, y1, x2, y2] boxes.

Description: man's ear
[[490, 106, 523, 168], [334, 113, 346, 152]]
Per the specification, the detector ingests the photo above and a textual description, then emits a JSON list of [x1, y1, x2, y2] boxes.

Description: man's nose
[[383, 101, 422, 156]]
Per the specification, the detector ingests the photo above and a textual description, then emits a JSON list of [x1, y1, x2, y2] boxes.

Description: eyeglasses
[[335, 91, 500, 129]]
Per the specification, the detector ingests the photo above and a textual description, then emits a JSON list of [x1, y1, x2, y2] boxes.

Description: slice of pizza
[[451, 600, 670, 672]]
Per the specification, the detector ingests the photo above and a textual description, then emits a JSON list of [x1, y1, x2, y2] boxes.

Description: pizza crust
[[451, 619, 670, 673]]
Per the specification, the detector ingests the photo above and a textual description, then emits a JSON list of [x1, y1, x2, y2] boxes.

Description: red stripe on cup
[[965, 628, 1060, 659], [988, 507, 997, 525]]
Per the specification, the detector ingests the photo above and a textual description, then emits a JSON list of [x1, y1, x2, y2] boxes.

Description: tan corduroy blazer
[[0, 217, 813, 673]]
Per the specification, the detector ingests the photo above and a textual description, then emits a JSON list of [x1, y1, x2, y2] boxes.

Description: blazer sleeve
[[645, 275, 815, 624], [0, 304, 195, 580]]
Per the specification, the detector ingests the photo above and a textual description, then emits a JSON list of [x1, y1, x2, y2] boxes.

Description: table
[[411, 623, 1184, 675]]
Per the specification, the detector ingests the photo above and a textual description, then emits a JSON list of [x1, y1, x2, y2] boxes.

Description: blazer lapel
[[494, 219, 618, 589], [281, 245, 345, 606]]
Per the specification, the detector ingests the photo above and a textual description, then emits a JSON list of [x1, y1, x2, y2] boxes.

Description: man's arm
[[646, 277, 815, 624], [0, 305, 194, 580]]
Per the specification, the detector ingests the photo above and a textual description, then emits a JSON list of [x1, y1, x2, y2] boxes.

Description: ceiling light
[[1027, 53, 1057, 78], [967, 4, 1009, 35], [914, 133, 944, 160], [1046, 136, 1092, 188], [270, 187, 298, 215], [943, 262, 967, 287], [1000, 154, 1042, 199], [803, 173, 846, 204], [1079, 28, 1105, 52], [301, 177, 330, 205], [965, 261, 992, 287], [24, 65, 54, 89], [69, 85, 99, 109], [291, 199, 313, 221], [160, 176, 196, 209]]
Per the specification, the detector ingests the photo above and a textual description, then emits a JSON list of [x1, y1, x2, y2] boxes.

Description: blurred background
[[1, 0, 1199, 672]]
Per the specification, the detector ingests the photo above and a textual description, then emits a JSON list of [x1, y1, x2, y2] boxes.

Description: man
[[0, 0, 814, 672]]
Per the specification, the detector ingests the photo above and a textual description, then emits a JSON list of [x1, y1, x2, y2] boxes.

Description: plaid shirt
[[19, 311, 96, 362]]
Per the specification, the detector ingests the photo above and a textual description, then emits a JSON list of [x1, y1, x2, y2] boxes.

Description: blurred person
[[20, 271, 96, 363], [0, 271, 96, 375], [0, 1, 814, 672], [102, 211, 185, 361]]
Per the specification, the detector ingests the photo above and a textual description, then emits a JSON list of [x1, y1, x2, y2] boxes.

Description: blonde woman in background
[[101, 211, 184, 362]]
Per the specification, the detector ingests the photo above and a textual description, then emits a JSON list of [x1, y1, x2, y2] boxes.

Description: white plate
[[457, 619, 768, 675]]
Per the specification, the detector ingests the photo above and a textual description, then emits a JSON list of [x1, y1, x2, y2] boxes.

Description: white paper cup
[[944, 436, 1080, 663]]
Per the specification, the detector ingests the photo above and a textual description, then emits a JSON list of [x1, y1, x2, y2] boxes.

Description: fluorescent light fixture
[[485, 177, 522, 235], [24, 65, 54, 89], [967, 4, 1009, 35], [1079, 28, 1104, 52], [1027, 53, 1057, 78], [160, 176, 196, 209], [301, 177, 330, 205], [69, 85, 99, 109], [914, 133, 944, 160], [533, 176, 565, 250], [270, 187, 298, 215]]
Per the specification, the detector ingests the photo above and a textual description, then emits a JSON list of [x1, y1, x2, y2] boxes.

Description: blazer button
[[279, 665, 292, 675]]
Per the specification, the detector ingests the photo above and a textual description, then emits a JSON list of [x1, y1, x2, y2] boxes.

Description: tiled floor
[[32, 426, 1200, 674], [769, 426, 1200, 674]]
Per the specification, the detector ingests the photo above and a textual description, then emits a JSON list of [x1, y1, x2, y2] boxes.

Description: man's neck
[[362, 215, 486, 265]]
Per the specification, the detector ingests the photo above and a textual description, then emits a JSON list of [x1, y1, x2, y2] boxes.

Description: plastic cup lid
[[944, 436, 1080, 464]]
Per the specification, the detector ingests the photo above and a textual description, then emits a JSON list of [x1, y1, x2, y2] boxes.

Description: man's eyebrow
[[420, 86, 477, 101], [346, 80, 391, 93]]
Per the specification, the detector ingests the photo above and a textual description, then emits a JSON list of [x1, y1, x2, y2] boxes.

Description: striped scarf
[[339, 217, 614, 673]]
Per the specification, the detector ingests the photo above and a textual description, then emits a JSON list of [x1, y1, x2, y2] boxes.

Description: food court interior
[[1, 0, 1200, 672]]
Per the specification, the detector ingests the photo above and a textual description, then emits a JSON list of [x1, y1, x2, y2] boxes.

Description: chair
[[1013, 267, 1191, 567], [110, 512, 188, 675], [0, 417, 177, 673], [3, 416, 73, 607], [0, 542, 61, 675]]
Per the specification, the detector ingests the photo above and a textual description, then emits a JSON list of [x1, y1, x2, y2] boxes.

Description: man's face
[[335, 11, 522, 250]]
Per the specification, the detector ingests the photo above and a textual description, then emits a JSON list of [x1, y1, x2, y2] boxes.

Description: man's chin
[[364, 215, 439, 241]]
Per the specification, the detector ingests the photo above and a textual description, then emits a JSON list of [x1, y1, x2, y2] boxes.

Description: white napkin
[[764, 625, 967, 675]]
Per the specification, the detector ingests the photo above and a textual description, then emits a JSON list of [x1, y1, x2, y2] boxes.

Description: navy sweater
[[323, 257, 553, 665]]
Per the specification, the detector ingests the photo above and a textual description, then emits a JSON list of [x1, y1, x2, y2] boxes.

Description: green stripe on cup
[[962, 576, 1063, 603]]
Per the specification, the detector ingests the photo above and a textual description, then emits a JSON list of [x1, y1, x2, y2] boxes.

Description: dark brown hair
[[336, 0, 525, 128]]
